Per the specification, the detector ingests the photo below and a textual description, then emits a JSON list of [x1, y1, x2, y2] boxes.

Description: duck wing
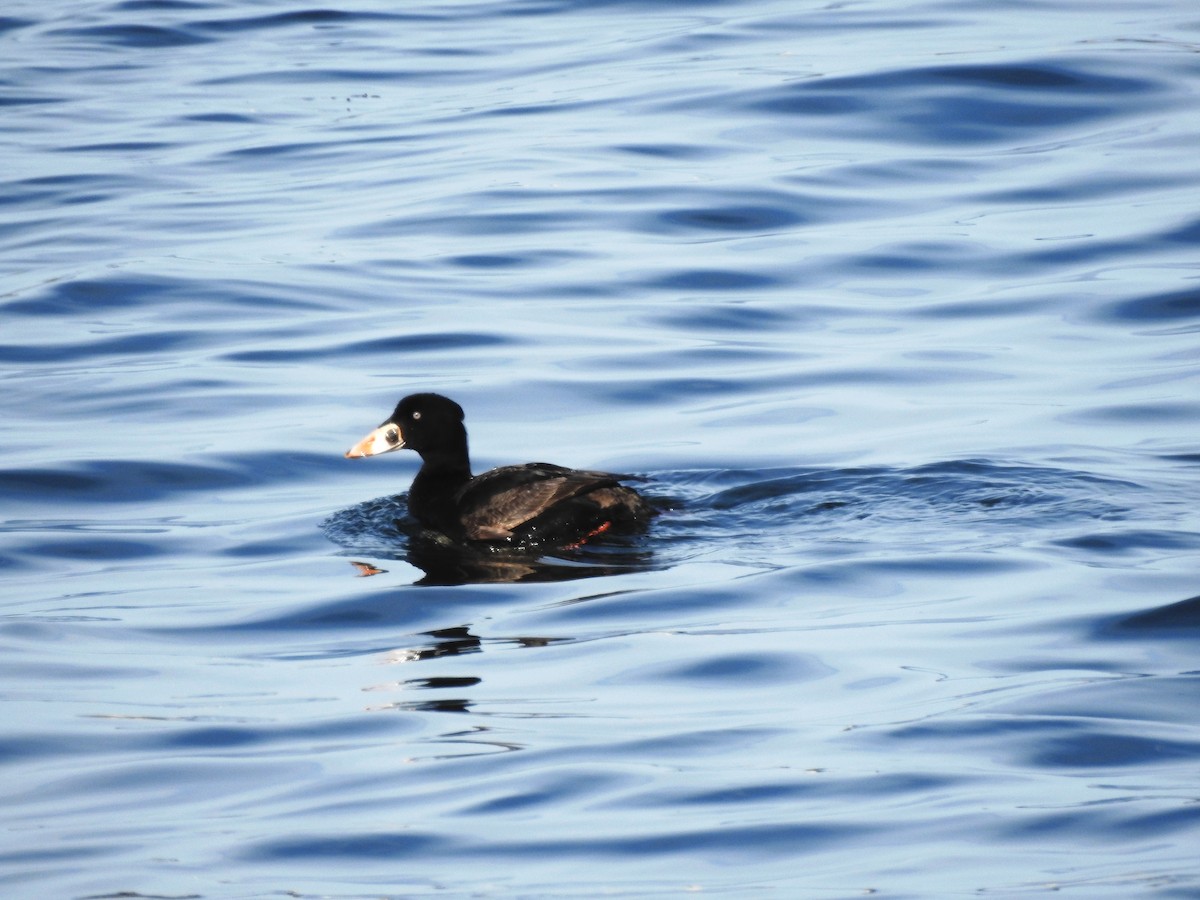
[[455, 463, 621, 541]]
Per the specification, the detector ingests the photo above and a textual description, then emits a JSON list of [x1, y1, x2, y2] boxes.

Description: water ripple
[[736, 57, 1173, 146], [48, 23, 213, 49]]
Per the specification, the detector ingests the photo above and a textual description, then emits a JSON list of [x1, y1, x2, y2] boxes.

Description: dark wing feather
[[454, 463, 620, 540]]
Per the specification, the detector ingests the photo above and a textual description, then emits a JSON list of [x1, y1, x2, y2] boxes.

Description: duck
[[345, 393, 653, 549]]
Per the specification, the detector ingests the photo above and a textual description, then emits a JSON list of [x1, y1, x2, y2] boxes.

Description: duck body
[[346, 393, 653, 549]]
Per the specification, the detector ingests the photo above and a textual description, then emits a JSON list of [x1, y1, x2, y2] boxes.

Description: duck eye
[[385, 428, 400, 445], [411, 410, 422, 421]]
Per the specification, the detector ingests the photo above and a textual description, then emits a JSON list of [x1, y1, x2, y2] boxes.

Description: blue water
[[3, 0, 1200, 896]]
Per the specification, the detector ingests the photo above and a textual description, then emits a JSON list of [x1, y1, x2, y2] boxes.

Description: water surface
[[3, 0, 1200, 897]]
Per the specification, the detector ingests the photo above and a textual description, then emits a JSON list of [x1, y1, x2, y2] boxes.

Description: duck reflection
[[329, 497, 656, 585], [378, 625, 482, 662], [403, 533, 655, 585], [368, 627, 481, 713], [367, 627, 562, 744]]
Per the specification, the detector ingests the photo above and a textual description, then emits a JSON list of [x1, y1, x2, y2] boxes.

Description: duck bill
[[344, 424, 405, 459]]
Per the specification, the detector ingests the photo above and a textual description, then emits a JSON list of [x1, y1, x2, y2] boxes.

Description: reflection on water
[[324, 492, 661, 585]]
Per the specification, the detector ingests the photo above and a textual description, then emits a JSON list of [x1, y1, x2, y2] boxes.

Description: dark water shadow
[[1094, 593, 1200, 642], [322, 493, 663, 586]]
